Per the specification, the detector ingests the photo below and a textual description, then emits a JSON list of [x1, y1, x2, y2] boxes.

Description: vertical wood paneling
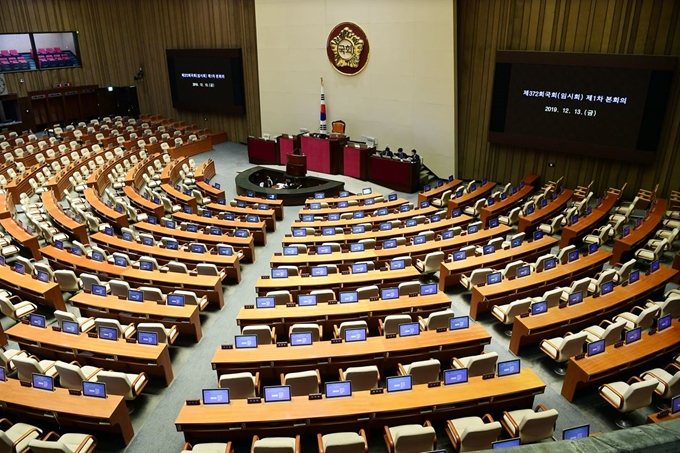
[[458, 0, 680, 198], [0, 0, 260, 143]]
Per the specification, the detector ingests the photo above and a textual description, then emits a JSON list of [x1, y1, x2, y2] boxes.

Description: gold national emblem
[[326, 22, 370, 76]]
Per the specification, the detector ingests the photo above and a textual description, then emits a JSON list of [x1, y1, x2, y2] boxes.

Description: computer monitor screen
[[511, 237, 523, 248], [487, 197, 495, 206], [364, 198, 375, 205], [122, 231, 134, 241], [563, 425, 590, 440], [345, 329, 366, 342], [651, 260, 660, 272], [92, 284, 107, 296], [302, 215, 314, 222], [267, 193, 277, 200], [128, 290, 144, 302], [381, 288, 399, 300], [203, 389, 230, 405], [398, 322, 420, 337], [383, 239, 397, 249], [636, 217, 642, 228], [456, 190, 464, 198], [29, 313, 46, 328], [390, 259, 405, 270], [629, 269, 640, 283], [517, 265, 531, 278], [501, 192, 508, 200], [32, 373, 54, 391], [314, 192, 324, 200], [187, 224, 198, 233], [544, 258, 557, 270], [0, 368, 4, 382], [311, 266, 328, 277], [452, 208, 462, 217], [483, 244, 495, 255], [339, 191, 349, 197], [352, 225, 366, 234], [400, 204, 411, 213], [622, 226, 630, 237], [672, 395, 680, 414], [352, 263, 368, 274], [420, 201, 429, 208], [442, 230, 454, 240], [571, 215, 579, 225], [568, 250, 579, 262], [166, 220, 176, 229], [453, 251, 466, 261], [489, 218, 500, 228], [283, 247, 298, 258], [190, 244, 205, 254], [658, 314, 672, 332], [61, 320, 79, 334], [449, 316, 469, 330], [14, 263, 25, 274], [165, 241, 179, 250], [264, 385, 292, 402], [209, 226, 222, 236], [293, 293, 316, 307], [138, 331, 158, 345], [317, 245, 332, 255], [420, 284, 437, 296], [325, 381, 352, 399], [147, 216, 158, 225], [531, 301, 547, 315], [492, 438, 521, 449], [601, 281, 614, 295], [430, 214, 441, 222], [290, 332, 312, 346], [353, 211, 365, 218], [183, 206, 193, 214], [55, 240, 64, 250], [256, 297, 275, 308], [322, 227, 335, 236], [380, 223, 392, 231], [625, 327, 642, 344], [467, 224, 479, 234], [533, 231, 543, 241], [72, 246, 82, 256], [218, 246, 233, 256], [140, 261, 153, 271], [386, 375, 412, 393], [388, 193, 398, 201], [142, 236, 154, 246], [235, 229, 249, 238], [541, 199, 548, 207], [328, 213, 340, 221], [98, 326, 118, 341], [247, 215, 259, 223], [114, 256, 127, 267], [271, 268, 288, 279], [377, 208, 389, 216], [104, 226, 114, 236], [293, 229, 306, 237], [350, 243, 365, 252], [246, 190, 255, 197], [167, 294, 185, 307], [235, 335, 258, 349], [527, 205, 535, 214], [337, 201, 349, 208], [588, 243, 598, 254], [340, 291, 358, 303], [443, 368, 468, 385], [37, 270, 49, 283], [587, 339, 606, 357], [362, 188, 372, 195], [497, 359, 521, 377], [486, 272, 502, 285], [412, 235, 425, 245], [568, 291, 583, 305], [587, 206, 592, 215]]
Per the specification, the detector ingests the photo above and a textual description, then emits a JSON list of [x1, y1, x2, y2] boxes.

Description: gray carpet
[[2, 141, 677, 452]]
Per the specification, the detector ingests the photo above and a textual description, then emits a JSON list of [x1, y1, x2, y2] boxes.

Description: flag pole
[[319, 77, 327, 135]]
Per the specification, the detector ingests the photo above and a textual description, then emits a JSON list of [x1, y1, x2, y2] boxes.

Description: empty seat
[[599, 377, 658, 428], [451, 352, 498, 377], [645, 293, 680, 319], [173, 290, 208, 311], [289, 323, 322, 342], [383, 422, 436, 453], [418, 309, 455, 331], [251, 435, 300, 453], [241, 325, 275, 346], [281, 369, 320, 396], [0, 421, 42, 453], [357, 285, 379, 299], [460, 268, 493, 290], [398, 281, 420, 296], [340, 366, 380, 392], [54, 270, 81, 292], [95, 370, 148, 400], [446, 414, 502, 452], [317, 430, 367, 453], [582, 319, 627, 345], [13, 356, 58, 381], [540, 331, 588, 375], [266, 290, 292, 306], [54, 310, 94, 332], [54, 360, 102, 390], [27, 432, 97, 453], [415, 251, 445, 274], [309, 289, 335, 303], [379, 314, 413, 336], [634, 238, 668, 262], [137, 322, 178, 344], [0, 294, 37, 321], [491, 298, 532, 334], [613, 305, 659, 330], [334, 321, 368, 339], [501, 405, 559, 444], [397, 358, 441, 385], [94, 318, 135, 339], [560, 277, 591, 302], [218, 371, 260, 399]]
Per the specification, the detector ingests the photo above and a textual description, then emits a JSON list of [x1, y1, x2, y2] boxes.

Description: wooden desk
[[41, 245, 225, 308], [84, 188, 129, 229], [610, 198, 667, 265], [237, 292, 453, 334], [166, 137, 213, 160], [194, 159, 227, 200], [161, 183, 198, 213], [417, 179, 463, 204], [439, 236, 558, 290], [0, 378, 134, 445], [132, 221, 256, 263], [509, 266, 677, 355], [41, 190, 89, 244], [70, 291, 202, 342], [517, 189, 574, 234], [470, 250, 612, 319], [206, 202, 277, 232], [298, 197, 410, 217], [272, 225, 512, 268], [90, 232, 241, 283], [176, 368, 542, 443], [7, 322, 174, 386], [447, 181, 497, 212], [282, 215, 472, 247], [291, 205, 439, 231], [123, 186, 166, 220], [561, 323, 680, 402], [304, 192, 383, 206], [255, 267, 422, 297], [647, 409, 680, 424], [212, 324, 491, 380], [234, 195, 284, 220], [0, 218, 42, 260], [559, 191, 620, 248], [172, 212, 267, 246], [368, 155, 420, 193], [0, 264, 66, 311], [479, 184, 534, 227]]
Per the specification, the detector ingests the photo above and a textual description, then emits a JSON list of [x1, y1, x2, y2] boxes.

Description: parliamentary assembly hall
[[0, 0, 679, 452]]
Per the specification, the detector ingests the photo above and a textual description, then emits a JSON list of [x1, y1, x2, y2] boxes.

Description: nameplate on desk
[[558, 303, 567, 309], [370, 296, 379, 301], [648, 329, 657, 335], [261, 275, 270, 279], [657, 409, 670, 419], [286, 303, 296, 307], [341, 249, 348, 254], [331, 338, 342, 344], [341, 271, 350, 275], [157, 300, 166, 305], [407, 292, 417, 298], [428, 381, 441, 388], [380, 267, 388, 272], [185, 399, 201, 406], [436, 327, 448, 333], [520, 312, 529, 318], [20, 318, 29, 324], [328, 300, 338, 305], [614, 341, 624, 348], [51, 326, 62, 332], [375, 246, 382, 250], [482, 373, 495, 380], [20, 380, 32, 387], [117, 295, 126, 300], [221, 344, 233, 350], [592, 293, 599, 299], [126, 338, 137, 344], [83, 289, 91, 294], [308, 251, 317, 256], [386, 333, 397, 339], [274, 252, 282, 256], [244, 304, 254, 309], [622, 281, 629, 287], [87, 332, 98, 338], [276, 342, 288, 347], [308, 393, 322, 400], [435, 236, 441, 241], [159, 268, 168, 273], [69, 389, 82, 396], [370, 388, 384, 395], [247, 397, 262, 404], [574, 353, 585, 360]]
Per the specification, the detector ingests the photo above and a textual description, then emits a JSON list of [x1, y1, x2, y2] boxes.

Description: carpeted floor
[[2, 141, 677, 452]]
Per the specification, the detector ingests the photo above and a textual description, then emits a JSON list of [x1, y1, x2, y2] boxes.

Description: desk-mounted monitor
[[497, 359, 520, 377], [386, 375, 412, 393], [298, 294, 317, 307], [449, 316, 469, 331], [263, 385, 292, 402], [203, 388, 230, 405], [235, 335, 258, 349], [381, 288, 399, 300], [255, 297, 275, 308], [563, 425, 590, 440], [339, 291, 358, 303], [443, 368, 468, 385]]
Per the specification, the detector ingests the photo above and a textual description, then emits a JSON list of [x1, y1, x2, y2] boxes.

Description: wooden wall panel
[[0, 0, 260, 143], [457, 0, 680, 199]]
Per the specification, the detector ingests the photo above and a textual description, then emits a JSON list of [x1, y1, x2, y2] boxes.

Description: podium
[[300, 134, 346, 174], [286, 154, 307, 177], [343, 142, 374, 180], [247, 136, 278, 164]]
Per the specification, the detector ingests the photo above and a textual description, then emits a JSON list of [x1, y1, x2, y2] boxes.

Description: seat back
[[95, 371, 133, 399], [219, 372, 256, 399], [502, 261, 526, 279], [556, 332, 588, 362], [12, 356, 43, 381], [94, 318, 126, 338], [137, 323, 168, 342], [284, 370, 319, 396], [54, 270, 80, 292], [290, 324, 321, 342], [383, 315, 412, 335], [557, 245, 576, 264], [398, 281, 420, 296], [55, 361, 87, 390], [242, 325, 274, 345], [80, 273, 102, 291], [343, 366, 379, 391], [267, 290, 292, 306], [659, 294, 680, 318], [469, 268, 493, 286], [601, 320, 627, 345], [421, 251, 445, 273], [620, 379, 658, 412], [635, 306, 659, 330], [460, 421, 502, 452], [53, 310, 78, 326], [426, 309, 455, 330], [310, 289, 335, 303], [357, 285, 379, 299], [140, 286, 164, 301], [322, 432, 365, 453], [464, 352, 498, 377], [505, 299, 532, 323], [338, 321, 368, 339], [406, 359, 440, 385], [517, 409, 559, 443], [392, 425, 436, 453]]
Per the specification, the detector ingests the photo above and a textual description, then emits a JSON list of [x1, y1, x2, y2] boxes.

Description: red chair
[[46, 47, 54, 53], [0, 50, 9, 57], [54, 47, 61, 53], [37, 48, 46, 54], [9, 49, 18, 56]]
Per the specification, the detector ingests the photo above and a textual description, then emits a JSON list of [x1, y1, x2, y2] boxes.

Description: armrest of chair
[[599, 319, 613, 327], [501, 410, 519, 435], [12, 427, 42, 450], [69, 360, 82, 367], [418, 317, 427, 331], [0, 418, 13, 430], [383, 426, 395, 453], [422, 420, 437, 447], [665, 363, 680, 372], [627, 375, 643, 385], [279, 373, 286, 386], [396, 363, 407, 376], [535, 404, 549, 412], [630, 306, 644, 314], [251, 435, 260, 453], [182, 443, 193, 452], [641, 370, 667, 390], [315, 369, 321, 386], [452, 357, 464, 369], [73, 434, 96, 453], [333, 325, 340, 339], [85, 367, 104, 380], [482, 413, 495, 423], [42, 431, 61, 442], [378, 319, 385, 336], [131, 372, 148, 397]]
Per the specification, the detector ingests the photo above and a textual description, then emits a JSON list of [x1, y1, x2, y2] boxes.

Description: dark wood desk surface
[[176, 368, 543, 443], [212, 324, 491, 380], [561, 322, 680, 402], [123, 184, 166, 221], [70, 291, 202, 342], [559, 191, 620, 248], [470, 250, 612, 319], [194, 159, 228, 200], [205, 202, 277, 232], [7, 322, 174, 386], [233, 194, 284, 220], [517, 189, 574, 234], [133, 221, 256, 263], [41, 245, 225, 308], [439, 236, 558, 290], [479, 184, 535, 227], [447, 181, 497, 212], [509, 266, 677, 355], [417, 179, 463, 204], [0, 263, 66, 311], [0, 218, 42, 260], [291, 205, 440, 230], [84, 188, 129, 229], [304, 192, 383, 205], [161, 182, 198, 213], [0, 378, 134, 445], [41, 190, 89, 244], [611, 198, 668, 265], [172, 212, 267, 246]]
